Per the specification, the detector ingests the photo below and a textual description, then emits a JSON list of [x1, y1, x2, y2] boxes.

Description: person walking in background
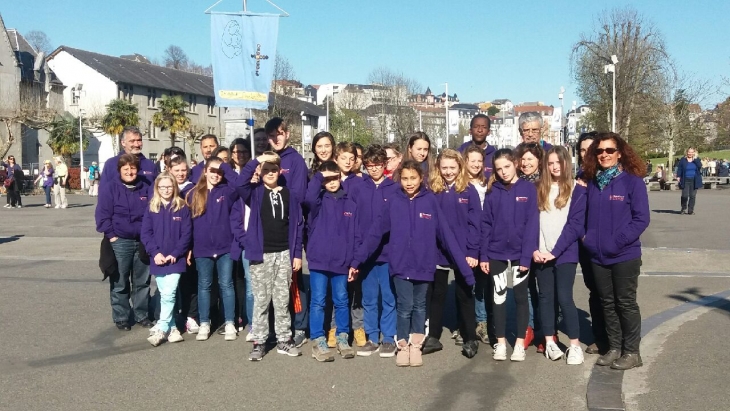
[[88, 161, 100, 197], [676, 148, 703, 215], [53, 156, 68, 209], [3, 156, 23, 208], [34, 160, 54, 208], [581, 132, 649, 371]]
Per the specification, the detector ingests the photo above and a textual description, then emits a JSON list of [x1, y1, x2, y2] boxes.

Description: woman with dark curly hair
[[309, 131, 335, 178], [581, 132, 649, 370]]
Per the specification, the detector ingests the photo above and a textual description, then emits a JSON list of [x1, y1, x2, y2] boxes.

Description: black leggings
[[6, 180, 21, 206], [427, 268, 477, 342], [491, 260, 529, 339]]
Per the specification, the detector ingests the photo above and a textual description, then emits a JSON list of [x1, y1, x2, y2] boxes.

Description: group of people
[[95, 111, 649, 371], [2, 156, 69, 209], [700, 157, 730, 177]]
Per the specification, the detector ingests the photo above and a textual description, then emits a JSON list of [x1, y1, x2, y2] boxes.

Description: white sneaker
[[511, 344, 526, 362], [186, 317, 199, 334], [224, 323, 238, 341], [61, 204, 67, 209], [147, 330, 166, 347], [493, 343, 507, 361], [148, 324, 159, 336], [196, 323, 210, 341], [16, 205, 21, 208], [566, 345, 585, 365], [545, 341, 564, 361], [168, 328, 184, 343], [54, 204, 60, 209], [3, 204, 10, 208]]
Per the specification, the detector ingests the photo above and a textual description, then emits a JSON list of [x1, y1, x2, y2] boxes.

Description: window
[[148, 153, 158, 161], [147, 121, 157, 140], [71, 87, 79, 105], [188, 94, 197, 112], [147, 88, 157, 107], [118, 84, 133, 102], [207, 126, 216, 135], [207, 97, 215, 115]]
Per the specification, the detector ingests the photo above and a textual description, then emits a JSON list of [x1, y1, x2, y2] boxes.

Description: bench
[[666, 181, 679, 191], [704, 182, 717, 190], [704, 177, 730, 185], [647, 182, 662, 191]]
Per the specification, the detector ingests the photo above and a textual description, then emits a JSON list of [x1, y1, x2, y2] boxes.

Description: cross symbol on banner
[[250, 44, 269, 76]]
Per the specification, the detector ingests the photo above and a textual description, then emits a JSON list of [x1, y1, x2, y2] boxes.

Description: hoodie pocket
[[583, 229, 598, 255]]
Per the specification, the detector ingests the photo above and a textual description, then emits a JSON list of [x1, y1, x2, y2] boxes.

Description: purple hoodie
[[238, 159, 303, 263], [189, 162, 205, 184], [434, 184, 481, 266], [480, 178, 539, 268], [102, 153, 157, 185], [140, 203, 192, 275], [354, 187, 474, 285], [230, 198, 247, 261], [458, 141, 496, 180], [546, 184, 587, 265], [95, 177, 151, 240], [342, 173, 364, 194], [350, 175, 399, 264], [583, 172, 649, 265], [305, 173, 359, 274], [276, 146, 308, 199]]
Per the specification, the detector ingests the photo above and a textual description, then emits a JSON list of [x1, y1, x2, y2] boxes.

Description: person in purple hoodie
[[186, 156, 243, 342], [422, 149, 481, 359], [306, 161, 359, 362], [532, 146, 586, 365], [141, 173, 192, 346], [238, 151, 304, 361], [458, 114, 497, 180], [353, 160, 474, 368], [351, 145, 399, 358], [101, 126, 157, 186], [581, 132, 649, 371], [479, 148, 539, 362], [95, 154, 153, 331]]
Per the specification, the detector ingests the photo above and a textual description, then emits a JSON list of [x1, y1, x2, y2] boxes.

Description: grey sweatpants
[[250, 250, 292, 344]]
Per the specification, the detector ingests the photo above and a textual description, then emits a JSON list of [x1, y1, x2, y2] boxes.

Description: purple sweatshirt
[[238, 159, 303, 263], [140, 203, 192, 275], [458, 141, 496, 180], [583, 172, 649, 265], [305, 173, 359, 274], [434, 184, 482, 266], [230, 198, 247, 261], [546, 184, 587, 265], [102, 153, 157, 185], [354, 187, 474, 285], [189, 162, 205, 184], [276, 146, 308, 199], [480, 178, 539, 268], [350, 175, 399, 264], [342, 173, 364, 194], [95, 177, 151, 240]]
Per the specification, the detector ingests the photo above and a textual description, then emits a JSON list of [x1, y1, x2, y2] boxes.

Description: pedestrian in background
[[88, 161, 100, 197], [3, 156, 23, 208], [53, 156, 68, 209], [34, 160, 54, 208], [676, 147, 703, 215]]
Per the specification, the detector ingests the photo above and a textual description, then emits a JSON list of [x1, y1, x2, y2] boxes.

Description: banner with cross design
[[210, 13, 279, 109]]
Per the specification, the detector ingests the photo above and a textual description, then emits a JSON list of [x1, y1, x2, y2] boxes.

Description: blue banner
[[211, 13, 279, 109]]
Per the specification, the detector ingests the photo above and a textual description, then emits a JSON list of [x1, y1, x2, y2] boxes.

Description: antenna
[[204, 0, 289, 16]]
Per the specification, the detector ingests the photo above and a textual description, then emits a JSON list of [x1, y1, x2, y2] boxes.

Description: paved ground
[[0, 188, 728, 411]]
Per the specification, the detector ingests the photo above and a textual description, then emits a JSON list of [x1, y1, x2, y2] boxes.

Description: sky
[[2, 0, 729, 109]]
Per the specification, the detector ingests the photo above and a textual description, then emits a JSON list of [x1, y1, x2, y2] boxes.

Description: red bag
[[3, 178, 12, 188]]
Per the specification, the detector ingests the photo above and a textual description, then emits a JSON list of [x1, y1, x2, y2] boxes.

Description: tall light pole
[[75, 83, 85, 190], [443, 82, 449, 149], [300, 111, 306, 155], [350, 118, 355, 142], [603, 55, 618, 133], [558, 86, 565, 146]]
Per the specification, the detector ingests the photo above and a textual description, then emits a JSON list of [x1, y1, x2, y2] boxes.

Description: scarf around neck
[[519, 171, 540, 183], [596, 164, 622, 191]]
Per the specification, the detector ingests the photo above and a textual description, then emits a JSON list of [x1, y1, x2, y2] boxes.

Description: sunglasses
[[595, 148, 618, 155]]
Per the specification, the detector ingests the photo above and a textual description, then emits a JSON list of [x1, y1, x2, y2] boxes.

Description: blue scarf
[[596, 164, 622, 191]]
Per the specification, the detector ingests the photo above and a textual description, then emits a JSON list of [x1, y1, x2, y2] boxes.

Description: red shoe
[[523, 326, 534, 349]]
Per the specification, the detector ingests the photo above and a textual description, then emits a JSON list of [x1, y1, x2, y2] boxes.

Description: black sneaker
[[115, 321, 131, 331], [421, 336, 443, 355], [137, 319, 154, 328], [462, 340, 479, 359], [357, 341, 380, 357]]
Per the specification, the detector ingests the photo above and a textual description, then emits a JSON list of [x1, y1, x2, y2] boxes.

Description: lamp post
[[558, 86, 565, 146], [443, 82, 449, 149], [75, 83, 85, 190], [603, 55, 618, 133], [300, 111, 306, 155], [350, 118, 355, 142]]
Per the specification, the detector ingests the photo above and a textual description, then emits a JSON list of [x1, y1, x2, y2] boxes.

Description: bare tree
[[270, 53, 299, 122], [0, 82, 58, 159], [273, 53, 297, 83], [24, 30, 53, 54], [367, 67, 422, 145], [571, 7, 674, 143], [164, 45, 189, 70]]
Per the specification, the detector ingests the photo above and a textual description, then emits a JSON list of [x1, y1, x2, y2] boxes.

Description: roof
[[49, 46, 214, 96], [120, 53, 151, 64], [492, 99, 511, 104], [451, 103, 479, 110], [6, 29, 37, 81], [269, 93, 326, 117], [514, 105, 554, 115]]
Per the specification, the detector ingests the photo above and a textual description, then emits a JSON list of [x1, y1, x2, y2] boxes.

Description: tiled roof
[[50, 46, 214, 97]]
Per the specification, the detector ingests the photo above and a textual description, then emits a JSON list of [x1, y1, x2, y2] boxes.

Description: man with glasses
[[518, 112, 553, 151], [459, 114, 497, 179], [101, 126, 157, 186]]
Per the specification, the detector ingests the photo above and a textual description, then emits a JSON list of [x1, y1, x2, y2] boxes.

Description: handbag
[[3, 178, 12, 188]]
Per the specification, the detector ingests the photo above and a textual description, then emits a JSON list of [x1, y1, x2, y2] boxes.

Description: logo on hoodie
[[458, 198, 469, 204], [419, 213, 432, 220], [343, 211, 353, 217], [515, 196, 528, 202], [140, 196, 147, 201], [142, 171, 152, 175], [280, 168, 290, 175], [610, 195, 625, 201], [216, 196, 226, 203], [172, 216, 182, 221]]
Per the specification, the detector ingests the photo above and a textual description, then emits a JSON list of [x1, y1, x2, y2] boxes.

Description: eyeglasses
[[158, 186, 174, 191], [364, 163, 384, 169], [595, 148, 618, 155], [521, 128, 541, 134]]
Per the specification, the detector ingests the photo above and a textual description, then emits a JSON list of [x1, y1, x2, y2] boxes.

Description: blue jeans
[[474, 267, 491, 323], [392, 277, 429, 340], [155, 273, 181, 333], [196, 254, 235, 325], [43, 185, 52, 204], [309, 270, 349, 339], [109, 238, 150, 323], [361, 262, 396, 344]]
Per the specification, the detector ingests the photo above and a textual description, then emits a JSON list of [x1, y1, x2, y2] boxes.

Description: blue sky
[[3, 0, 728, 108]]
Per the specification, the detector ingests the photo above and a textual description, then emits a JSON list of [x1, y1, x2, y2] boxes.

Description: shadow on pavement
[[652, 209, 682, 214], [0, 235, 23, 245], [667, 287, 730, 318], [425, 356, 514, 411]]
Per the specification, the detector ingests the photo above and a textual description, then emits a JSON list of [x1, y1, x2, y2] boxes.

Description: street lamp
[[603, 55, 618, 133], [75, 83, 85, 190], [558, 86, 565, 146], [350, 118, 355, 142], [300, 111, 306, 155]]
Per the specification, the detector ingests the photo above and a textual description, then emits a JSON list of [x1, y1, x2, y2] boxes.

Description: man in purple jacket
[[518, 112, 553, 151], [189, 134, 219, 184], [458, 114, 497, 180], [101, 126, 157, 186]]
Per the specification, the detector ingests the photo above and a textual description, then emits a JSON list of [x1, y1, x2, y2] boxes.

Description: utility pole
[[444, 82, 449, 149]]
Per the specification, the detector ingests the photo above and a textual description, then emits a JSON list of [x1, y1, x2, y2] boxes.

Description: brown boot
[[396, 339, 410, 367], [409, 333, 425, 367]]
